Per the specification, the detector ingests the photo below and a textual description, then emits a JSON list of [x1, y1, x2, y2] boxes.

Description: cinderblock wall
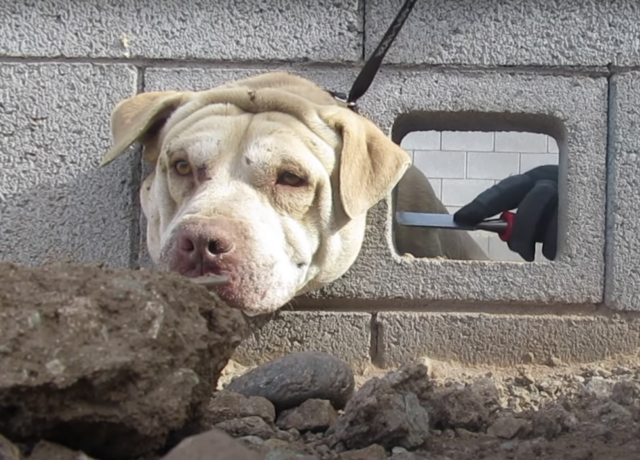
[[3, 0, 640, 368], [401, 131, 560, 261]]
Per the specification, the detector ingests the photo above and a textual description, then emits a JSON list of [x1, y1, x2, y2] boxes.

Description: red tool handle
[[498, 211, 516, 242]]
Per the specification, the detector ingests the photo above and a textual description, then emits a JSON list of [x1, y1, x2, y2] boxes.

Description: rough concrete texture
[[376, 312, 640, 367], [606, 72, 640, 311], [144, 66, 359, 96], [0, 63, 139, 268], [0, 0, 362, 62], [232, 311, 372, 370], [306, 69, 608, 306], [366, 0, 640, 67]]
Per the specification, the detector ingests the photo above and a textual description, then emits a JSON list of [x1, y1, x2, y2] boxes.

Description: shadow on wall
[[394, 113, 562, 262]]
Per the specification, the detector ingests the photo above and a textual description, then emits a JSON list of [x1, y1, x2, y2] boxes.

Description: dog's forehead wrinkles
[[164, 112, 252, 167], [242, 114, 337, 174]]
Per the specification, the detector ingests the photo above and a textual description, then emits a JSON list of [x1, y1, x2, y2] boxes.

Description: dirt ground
[[222, 355, 640, 459], [2, 261, 639, 460]]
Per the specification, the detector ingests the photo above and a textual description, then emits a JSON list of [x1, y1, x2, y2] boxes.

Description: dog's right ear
[[99, 91, 190, 167]]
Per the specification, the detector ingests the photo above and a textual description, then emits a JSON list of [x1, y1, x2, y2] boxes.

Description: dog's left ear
[[321, 108, 412, 220], [99, 91, 192, 167]]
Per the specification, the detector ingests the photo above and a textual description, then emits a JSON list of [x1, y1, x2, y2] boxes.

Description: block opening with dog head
[[100, 69, 606, 314], [393, 116, 562, 262]]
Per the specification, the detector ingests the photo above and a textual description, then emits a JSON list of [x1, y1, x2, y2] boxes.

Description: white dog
[[100, 72, 486, 316]]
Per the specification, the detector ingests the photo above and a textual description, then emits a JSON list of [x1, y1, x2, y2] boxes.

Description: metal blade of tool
[[395, 212, 509, 234], [396, 212, 476, 230]]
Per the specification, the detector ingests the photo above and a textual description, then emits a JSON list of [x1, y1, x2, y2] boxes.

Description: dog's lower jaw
[[156, 250, 298, 316]]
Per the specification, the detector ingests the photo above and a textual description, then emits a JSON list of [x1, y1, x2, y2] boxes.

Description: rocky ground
[[1, 261, 640, 460]]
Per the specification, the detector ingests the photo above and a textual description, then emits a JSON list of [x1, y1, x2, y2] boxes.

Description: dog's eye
[[173, 160, 192, 176], [277, 171, 306, 187]]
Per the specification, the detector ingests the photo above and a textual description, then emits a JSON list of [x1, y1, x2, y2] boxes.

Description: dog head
[[100, 72, 411, 316]]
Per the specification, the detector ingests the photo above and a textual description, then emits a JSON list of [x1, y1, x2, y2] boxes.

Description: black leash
[[329, 0, 418, 109]]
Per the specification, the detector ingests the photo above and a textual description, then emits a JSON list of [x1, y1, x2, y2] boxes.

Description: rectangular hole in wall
[[394, 129, 560, 263]]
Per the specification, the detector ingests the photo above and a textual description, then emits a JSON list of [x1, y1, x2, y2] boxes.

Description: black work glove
[[453, 165, 558, 262]]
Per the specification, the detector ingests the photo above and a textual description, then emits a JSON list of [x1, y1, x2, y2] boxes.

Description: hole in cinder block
[[391, 111, 563, 263]]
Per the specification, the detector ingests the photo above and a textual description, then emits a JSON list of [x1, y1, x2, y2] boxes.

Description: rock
[[340, 444, 386, 460], [611, 380, 640, 406], [264, 450, 319, 460], [276, 428, 301, 443], [159, 428, 262, 460], [226, 352, 355, 410], [0, 262, 246, 460], [429, 377, 500, 431], [215, 416, 276, 439], [276, 399, 337, 433], [206, 390, 276, 425], [487, 414, 531, 439], [585, 376, 615, 397], [256, 439, 320, 460], [531, 403, 579, 440], [262, 438, 291, 451], [330, 364, 431, 450], [236, 435, 265, 449], [0, 434, 22, 460], [588, 400, 633, 427], [28, 441, 96, 460], [390, 453, 429, 460], [382, 363, 433, 401]]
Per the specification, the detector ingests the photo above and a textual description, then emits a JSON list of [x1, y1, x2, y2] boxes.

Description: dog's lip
[[189, 274, 231, 287]]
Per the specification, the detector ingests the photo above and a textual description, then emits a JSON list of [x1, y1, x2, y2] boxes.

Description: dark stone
[[205, 390, 276, 425], [226, 352, 355, 410], [214, 416, 276, 439], [276, 399, 337, 433], [429, 377, 500, 432], [339, 444, 387, 460]]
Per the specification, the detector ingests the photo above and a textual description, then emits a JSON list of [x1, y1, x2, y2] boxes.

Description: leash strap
[[329, 0, 418, 108]]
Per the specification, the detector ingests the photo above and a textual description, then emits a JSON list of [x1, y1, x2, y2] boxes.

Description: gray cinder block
[[366, 0, 640, 67], [605, 72, 640, 311], [144, 66, 359, 96], [233, 311, 373, 371], [309, 69, 608, 307], [376, 312, 640, 367], [0, 63, 139, 268], [1, 0, 362, 62]]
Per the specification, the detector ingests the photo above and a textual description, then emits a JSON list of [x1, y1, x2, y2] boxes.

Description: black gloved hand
[[453, 165, 558, 261]]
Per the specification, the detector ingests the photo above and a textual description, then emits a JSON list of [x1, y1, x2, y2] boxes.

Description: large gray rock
[[329, 363, 431, 450], [226, 352, 355, 410], [0, 262, 246, 460]]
